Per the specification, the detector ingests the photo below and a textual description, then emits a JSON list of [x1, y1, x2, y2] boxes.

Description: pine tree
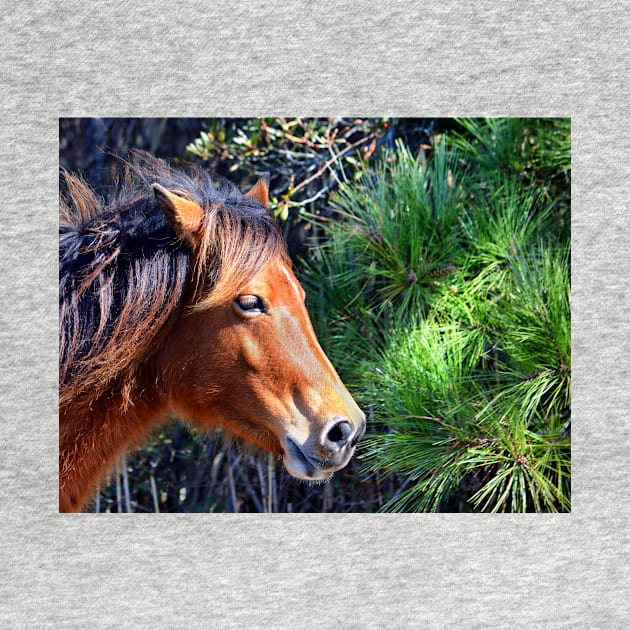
[[304, 118, 571, 512]]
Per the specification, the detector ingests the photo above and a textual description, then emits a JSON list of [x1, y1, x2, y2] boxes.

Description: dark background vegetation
[[59, 117, 570, 512]]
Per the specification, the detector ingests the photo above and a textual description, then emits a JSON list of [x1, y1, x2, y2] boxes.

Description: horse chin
[[284, 461, 334, 483], [281, 436, 348, 482]]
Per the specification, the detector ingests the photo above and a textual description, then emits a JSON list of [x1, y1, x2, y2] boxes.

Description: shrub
[[303, 118, 571, 512]]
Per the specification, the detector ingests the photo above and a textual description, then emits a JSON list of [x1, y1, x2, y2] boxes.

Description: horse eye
[[234, 295, 267, 315]]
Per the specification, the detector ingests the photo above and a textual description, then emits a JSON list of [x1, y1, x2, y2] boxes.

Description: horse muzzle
[[282, 417, 366, 481]]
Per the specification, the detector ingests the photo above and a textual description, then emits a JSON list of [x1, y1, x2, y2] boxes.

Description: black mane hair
[[59, 151, 287, 409]]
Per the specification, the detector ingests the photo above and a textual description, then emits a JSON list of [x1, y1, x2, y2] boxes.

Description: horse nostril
[[324, 419, 353, 449], [350, 419, 366, 447]]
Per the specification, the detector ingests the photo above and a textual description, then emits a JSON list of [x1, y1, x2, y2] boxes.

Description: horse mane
[[59, 151, 288, 411]]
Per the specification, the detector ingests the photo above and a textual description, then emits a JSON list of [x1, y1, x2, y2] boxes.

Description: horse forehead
[[268, 262, 304, 301], [281, 263, 304, 297]]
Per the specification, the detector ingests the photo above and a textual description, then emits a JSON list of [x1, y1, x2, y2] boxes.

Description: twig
[[290, 132, 380, 197], [254, 459, 265, 511], [227, 452, 240, 513], [121, 454, 132, 513], [115, 464, 122, 513], [236, 465, 264, 513], [150, 474, 160, 513]]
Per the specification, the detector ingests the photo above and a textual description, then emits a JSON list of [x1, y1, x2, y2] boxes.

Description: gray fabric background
[[1, 1, 628, 627]]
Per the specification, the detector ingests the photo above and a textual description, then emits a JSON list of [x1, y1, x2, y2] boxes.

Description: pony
[[59, 152, 365, 512]]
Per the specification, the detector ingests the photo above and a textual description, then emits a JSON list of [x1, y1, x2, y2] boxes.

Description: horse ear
[[153, 184, 204, 245], [246, 174, 270, 207]]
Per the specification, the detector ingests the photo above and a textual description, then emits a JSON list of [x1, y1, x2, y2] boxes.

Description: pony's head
[[152, 175, 365, 481]]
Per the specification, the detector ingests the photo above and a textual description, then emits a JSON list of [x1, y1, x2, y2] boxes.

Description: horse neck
[[59, 380, 166, 512]]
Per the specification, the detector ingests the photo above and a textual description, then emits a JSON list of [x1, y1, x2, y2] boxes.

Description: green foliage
[[304, 118, 571, 512], [450, 117, 571, 241], [302, 138, 464, 381]]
